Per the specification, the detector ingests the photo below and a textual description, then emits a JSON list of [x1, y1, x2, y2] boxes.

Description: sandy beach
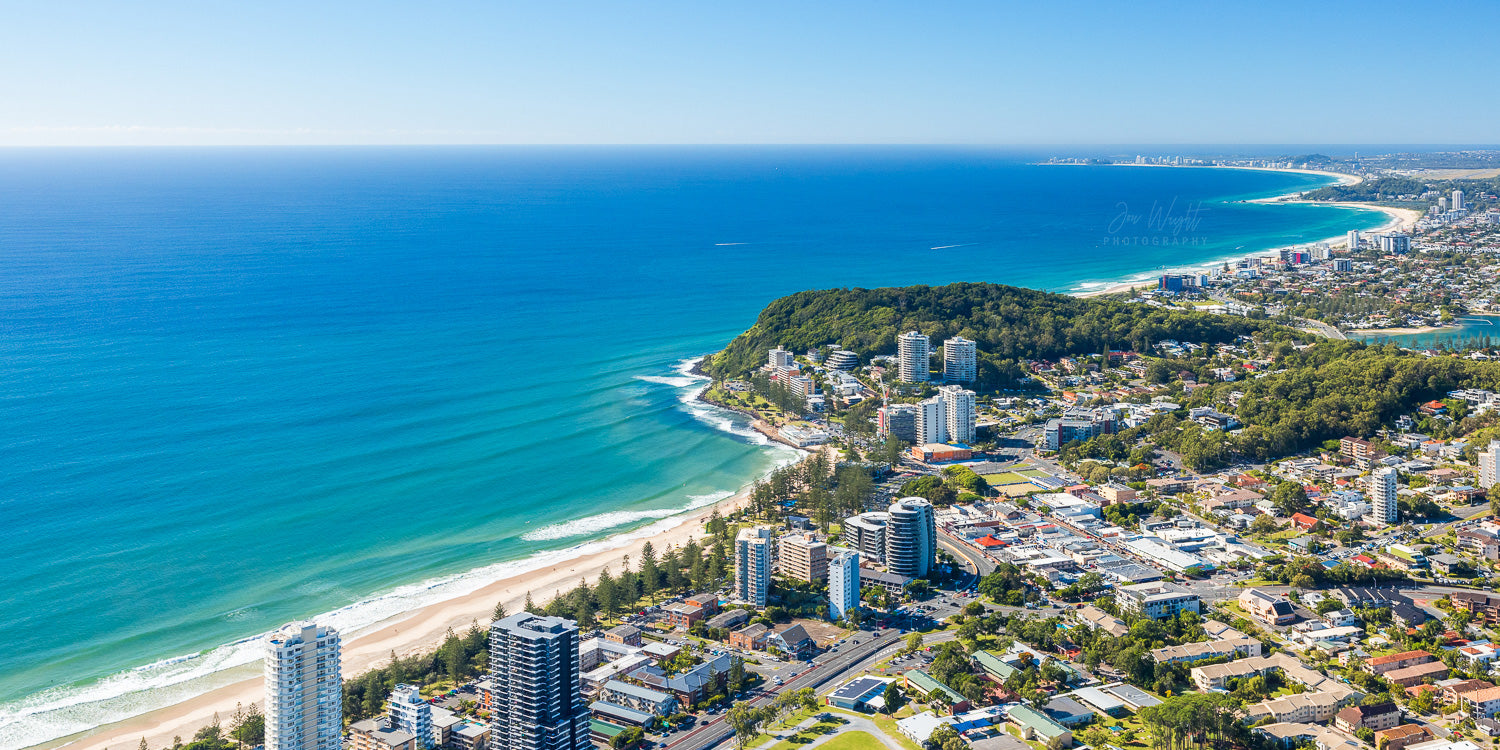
[[1070, 164, 1422, 299], [46, 441, 823, 750]]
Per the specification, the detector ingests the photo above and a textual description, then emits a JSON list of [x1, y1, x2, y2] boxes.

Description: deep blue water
[[0, 147, 1387, 749]]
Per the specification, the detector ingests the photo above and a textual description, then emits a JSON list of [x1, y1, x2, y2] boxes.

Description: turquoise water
[[0, 148, 1388, 749], [1353, 315, 1500, 349]]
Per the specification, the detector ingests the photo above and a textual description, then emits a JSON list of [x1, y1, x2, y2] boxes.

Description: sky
[[2, 1, 1497, 147]]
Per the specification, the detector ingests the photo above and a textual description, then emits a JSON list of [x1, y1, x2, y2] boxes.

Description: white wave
[[521, 490, 735, 542], [633, 374, 698, 388], [713, 242, 748, 246], [0, 357, 800, 750], [929, 243, 977, 250]]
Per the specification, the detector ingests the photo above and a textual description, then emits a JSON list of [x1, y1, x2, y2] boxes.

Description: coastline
[[30, 361, 811, 750], [23, 163, 1417, 750], [1069, 164, 1421, 299]]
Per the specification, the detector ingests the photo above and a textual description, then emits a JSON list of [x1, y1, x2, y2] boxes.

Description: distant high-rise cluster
[[265, 622, 343, 750]]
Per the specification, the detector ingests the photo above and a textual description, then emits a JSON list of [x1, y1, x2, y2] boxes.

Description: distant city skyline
[[3, 1, 1499, 146]]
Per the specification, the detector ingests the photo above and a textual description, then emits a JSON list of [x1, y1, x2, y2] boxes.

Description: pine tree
[[493, 601, 506, 622], [524, 591, 538, 614]]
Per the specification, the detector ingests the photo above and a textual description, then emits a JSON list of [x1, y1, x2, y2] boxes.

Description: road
[[938, 531, 996, 579], [667, 629, 957, 750], [1294, 316, 1348, 340]]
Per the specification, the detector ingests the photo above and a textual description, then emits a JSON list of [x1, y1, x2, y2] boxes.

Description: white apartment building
[[265, 622, 343, 750], [1370, 466, 1399, 525], [735, 527, 774, 606], [828, 550, 860, 622], [916, 396, 947, 444], [1454, 189, 1466, 212], [897, 331, 930, 383], [768, 348, 794, 368], [1115, 582, 1200, 620], [886, 497, 935, 579], [1480, 440, 1500, 490], [1347, 230, 1360, 251], [390, 683, 435, 749], [939, 385, 976, 444], [488, 614, 590, 750], [942, 337, 977, 383]]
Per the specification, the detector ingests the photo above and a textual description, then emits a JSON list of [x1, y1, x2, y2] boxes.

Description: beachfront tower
[[390, 684, 435, 748], [265, 621, 343, 750], [842, 512, 889, 563], [1346, 230, 1360, 252], [734, 527, 774, 606], [942, 336, 977, 384], [1370, 466, 1399, 526], [488, 613, 589, 750], [1481, 440, 1500, 491], [939, 385, 977, 444], [828, 550, 860, 622], [886, 497, 936, 579], [897, 331, 930, 383]]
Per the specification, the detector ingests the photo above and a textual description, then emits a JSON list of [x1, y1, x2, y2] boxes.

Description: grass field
[[981, 472, 1031, 485], [816, 732, 885, 750], [1017, 469, 1050, 478]]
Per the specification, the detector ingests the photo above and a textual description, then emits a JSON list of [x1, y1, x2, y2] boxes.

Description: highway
[[667, 629, 957, 750]]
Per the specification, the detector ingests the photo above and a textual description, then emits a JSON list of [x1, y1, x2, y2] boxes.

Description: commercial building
[[1371, 466, 1399, 525], [843, 512, 889, 562], [942, 337, 977, 383], [1115, 582, 1200, 620], [389, 684, 435, 749], [878, 404, 918, 443], [734, 527, 774, 606], [265, 621, 343, 750], [898, 331, 931, 383], [886, 497, 936, 579], [939, 385, 977, 444], [828, 550, 860, 622], [487, 613, 590, 750]]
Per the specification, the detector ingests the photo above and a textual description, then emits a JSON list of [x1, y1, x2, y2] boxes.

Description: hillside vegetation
[[707, 283, 1280, 389]]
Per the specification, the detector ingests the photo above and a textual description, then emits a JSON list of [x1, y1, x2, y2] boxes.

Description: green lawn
[[812, 732, 885, 750], [1017, 469, 1051, 478], [981, 472, 1031, 486], [824, 708, 921, 750], [766, 715, 846, 750]]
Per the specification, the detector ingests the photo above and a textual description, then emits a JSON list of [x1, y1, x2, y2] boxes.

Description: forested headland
[[706, 283, 1282, 390]]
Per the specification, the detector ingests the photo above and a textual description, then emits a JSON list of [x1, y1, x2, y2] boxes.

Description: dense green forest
[[707, 283, 1282, 389]]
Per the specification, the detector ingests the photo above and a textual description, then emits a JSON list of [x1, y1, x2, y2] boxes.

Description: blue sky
[[2, 1, 1496, 146]]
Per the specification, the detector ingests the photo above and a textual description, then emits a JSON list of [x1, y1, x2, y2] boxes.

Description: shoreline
[[28, 362, 811, 750], [23, 163, 1415, 750], [1067, 164, 1421, 299]]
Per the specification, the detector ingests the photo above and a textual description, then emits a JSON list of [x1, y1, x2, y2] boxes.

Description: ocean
[[0, 147, 1387, 750]]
